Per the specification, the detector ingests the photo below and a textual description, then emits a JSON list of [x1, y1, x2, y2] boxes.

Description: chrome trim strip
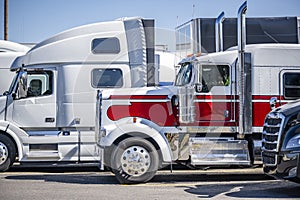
[[183, 126, 237, 133], [194, 99, 235, 103]]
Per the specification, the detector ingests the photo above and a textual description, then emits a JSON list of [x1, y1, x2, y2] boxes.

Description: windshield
[[7, 71, 20, 95], [175, 63, 193, 86]]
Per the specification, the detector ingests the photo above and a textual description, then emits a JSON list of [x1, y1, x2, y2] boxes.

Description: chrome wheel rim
[[120, 146, 151, 176], [0, 142, 8, 165]]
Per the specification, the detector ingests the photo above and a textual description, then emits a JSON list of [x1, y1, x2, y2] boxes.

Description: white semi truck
[[0, 17, 176, 172], [0, 40, 29, 94]]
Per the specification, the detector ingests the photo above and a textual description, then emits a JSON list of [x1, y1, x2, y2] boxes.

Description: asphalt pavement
[[0, 166, 299, 200]]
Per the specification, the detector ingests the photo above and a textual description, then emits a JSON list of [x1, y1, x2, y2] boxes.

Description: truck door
[[11, 70, 56, 128], [195, 64, 235, 125], [6, 69, 75, 161]]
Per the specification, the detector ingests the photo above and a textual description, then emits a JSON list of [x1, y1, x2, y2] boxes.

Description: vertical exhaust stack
[[192, 19, 201, 55], [237, 1, 252, 136], [215, 12, 225, 52], [238, 1, 247, 55]]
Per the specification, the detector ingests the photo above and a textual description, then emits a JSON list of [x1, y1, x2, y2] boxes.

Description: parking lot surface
[[0, 166, 299, 200]]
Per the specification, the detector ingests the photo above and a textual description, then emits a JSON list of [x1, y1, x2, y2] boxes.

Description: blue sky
[[1, 0, 300, 50]]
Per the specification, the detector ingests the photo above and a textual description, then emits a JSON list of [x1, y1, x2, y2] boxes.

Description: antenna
[[4, 0, 8, 40], [192, 4, 195, 18]]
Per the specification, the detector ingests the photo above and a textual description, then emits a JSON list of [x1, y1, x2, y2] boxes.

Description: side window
[[91, 38, 120, 54], [92, 68, 123, 88], [27, 71, 53, 97], [201, 65, 230, 92], [283, 73, 300, 99]]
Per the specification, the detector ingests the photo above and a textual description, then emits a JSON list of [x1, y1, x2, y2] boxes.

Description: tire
[[0, 134, 16, 172], [110, 137, 160, 184]]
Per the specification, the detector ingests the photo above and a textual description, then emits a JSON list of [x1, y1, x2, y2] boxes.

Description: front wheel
[[110, 137, 160, 184], [0, 134, 16, 172]]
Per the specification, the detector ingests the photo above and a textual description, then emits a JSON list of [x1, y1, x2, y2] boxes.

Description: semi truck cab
[[262, 100, 300, 183], [0, 17, 164, 172]]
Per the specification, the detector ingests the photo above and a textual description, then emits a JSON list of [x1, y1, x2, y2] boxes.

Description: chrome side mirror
[[269, 97, 277, 110], [195, 83, 203, 93], [18, 71, 28, 98]]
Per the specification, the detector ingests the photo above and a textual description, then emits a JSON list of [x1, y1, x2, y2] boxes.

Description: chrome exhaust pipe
[[238, 1, 247, 53], [237, 1, 249, 136], [215, 12, 225, 52]]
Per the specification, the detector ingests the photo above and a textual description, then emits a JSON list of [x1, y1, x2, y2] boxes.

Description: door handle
[[45, 117, 55, 123], [224, 110, 229, 118]]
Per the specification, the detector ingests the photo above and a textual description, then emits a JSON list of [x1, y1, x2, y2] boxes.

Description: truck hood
[[274, 99, 300, 117]]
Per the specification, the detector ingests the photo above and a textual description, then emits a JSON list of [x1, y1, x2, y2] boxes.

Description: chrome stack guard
[[178, 86, 195, 123], [189, 138, 251, 165], [95, 90, 104, 170]]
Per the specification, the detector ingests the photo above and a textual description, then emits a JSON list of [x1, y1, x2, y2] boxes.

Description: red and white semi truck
[[96, 2, 300, 183]]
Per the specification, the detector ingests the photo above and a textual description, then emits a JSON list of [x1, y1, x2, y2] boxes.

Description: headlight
[[286, 134, 300, 149], [171, 95, 179, 107], [100, 128, 107, 137], [95, 128, 106, 145]]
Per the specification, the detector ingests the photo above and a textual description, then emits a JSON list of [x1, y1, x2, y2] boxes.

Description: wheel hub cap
[[0, 142, 8, 165], [120, 146, 150, 176]]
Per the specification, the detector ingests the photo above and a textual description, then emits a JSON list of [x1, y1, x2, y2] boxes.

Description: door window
[[27, 71, 53, 97], [201, 65, 230, 92]]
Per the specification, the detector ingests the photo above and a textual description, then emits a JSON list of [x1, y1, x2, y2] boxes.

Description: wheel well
[[106, 132, 164, 168], [0, 131, 18, 157]]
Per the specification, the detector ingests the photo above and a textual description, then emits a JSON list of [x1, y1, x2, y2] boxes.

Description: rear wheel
[[0, 134, 16, 172], [110, 137, 159, 184]]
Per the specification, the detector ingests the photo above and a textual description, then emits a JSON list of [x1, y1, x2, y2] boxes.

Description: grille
[[262, 113, 284, 166], [263, 134, 278, 142], [265, 117, 282, 125], [262, 151, 277, 165], [263, 126, 280, 134], [262, 142, 277, 151]]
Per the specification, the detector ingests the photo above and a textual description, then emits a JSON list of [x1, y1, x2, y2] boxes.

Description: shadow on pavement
[[5, 173, 119, 185], [5, 166, 271, 185], [181, 181, 300, 199], [152, 172, 272, 183]]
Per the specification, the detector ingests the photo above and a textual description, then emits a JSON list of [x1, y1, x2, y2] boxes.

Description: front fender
[[101, 117, 177, 162], [0, 120, 27, 161]]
